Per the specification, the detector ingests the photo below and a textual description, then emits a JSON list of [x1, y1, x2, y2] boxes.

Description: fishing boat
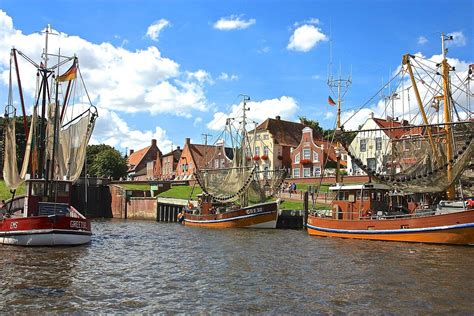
[[307, 34, 474, 245], [184, 96, 286, 228], [1, 26, 97, 246]]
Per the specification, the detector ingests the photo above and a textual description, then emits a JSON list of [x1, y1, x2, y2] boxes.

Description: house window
[[303, 148, 310, 160], [313, 167, 321, 176], [360, 139, 367, 152], [293, 168, 300, 178], [220, 159, 225, 167], [375, 137, 382, 151], [263, 134, 269, 140], [255, 146, 260, 156], [214, 159, 219, 168], [313, 151, 319, 162], [263, 146, 269, 156], [295, 153, 300, 163], [303, 168, 311, 177]]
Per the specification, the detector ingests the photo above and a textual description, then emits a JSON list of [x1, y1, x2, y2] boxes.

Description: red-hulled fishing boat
[[183, 95, 285, 229], [307, 33, 473, 245], [1, 25, 97, 246], [307, 184, 474, 245], [184, 195, 279, 228]]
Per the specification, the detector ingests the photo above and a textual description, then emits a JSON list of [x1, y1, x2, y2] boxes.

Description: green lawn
[[158, 185, 202, 200], [280, 200, 329, 210], [0, 180, 26, 200], [120, 183, 151, 191], [295, 183, 331, 193]]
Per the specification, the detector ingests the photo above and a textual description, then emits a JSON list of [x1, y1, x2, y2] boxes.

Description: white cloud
[[418, 36, 428, 45], [258, 46, 270, 54], [90, 109, 172, 151], [217, 72, 238, 81], [146, 19, 170, 41], [213, 15, 256, 30], [0, 10, 212, 119], [324, 112, 334, 120], [193, 117, 203, 126], [207, 96, 299, 131], [448, 31, 466, 47], [287, 24, 328, 52]]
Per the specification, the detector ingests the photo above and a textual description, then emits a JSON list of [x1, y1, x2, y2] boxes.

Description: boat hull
[[0, 216, 91, 246], [307, 210, 474, 245], [184, 202, 278, 228]]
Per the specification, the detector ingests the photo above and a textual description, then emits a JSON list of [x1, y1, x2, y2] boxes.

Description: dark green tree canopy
[[86, 145, 127, 179]]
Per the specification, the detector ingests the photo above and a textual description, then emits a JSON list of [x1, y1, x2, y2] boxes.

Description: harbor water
[[1, 219, 473, 314]]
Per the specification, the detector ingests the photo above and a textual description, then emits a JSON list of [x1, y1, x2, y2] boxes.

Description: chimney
[[275, 115, 281, 120], [185, 138, 191, 146], [151, 139, 157, 147], [370, 112, 374, 119], [129, 149, 134, 155]]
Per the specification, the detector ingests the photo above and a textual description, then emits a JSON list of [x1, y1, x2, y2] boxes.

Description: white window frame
[[303, 167, 311, 178], [295, 153, 300, 163], [255, 146, 260, 156], [263, 146, 269, 156], [303, 148, 311, 160], [375, 137, 382, 151], [293, 168, 300, 178], [360, 139, 367, 152], [313, 166, 321, 176], [313, 151, 319, 162]]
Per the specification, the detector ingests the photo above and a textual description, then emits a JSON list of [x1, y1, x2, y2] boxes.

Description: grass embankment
[[295, 183, 331, 193], [158, 185, 202, 200], [120, 183, 151, 191], [0, 181, 26, 201]]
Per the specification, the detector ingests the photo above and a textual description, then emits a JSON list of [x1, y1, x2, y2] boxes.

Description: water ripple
[[1, 219, 473, 313]]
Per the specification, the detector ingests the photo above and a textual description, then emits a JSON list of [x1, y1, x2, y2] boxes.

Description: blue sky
[[0, 0, 472, 154]]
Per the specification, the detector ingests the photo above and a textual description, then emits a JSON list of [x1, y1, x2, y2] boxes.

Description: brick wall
[[127, 197, 157, 220]]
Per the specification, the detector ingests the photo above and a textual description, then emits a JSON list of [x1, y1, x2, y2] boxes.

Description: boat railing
[[69, 206, 87, 219], [311, 209, 436, 220]]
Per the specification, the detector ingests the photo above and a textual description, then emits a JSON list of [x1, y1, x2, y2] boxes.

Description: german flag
[[328, 95, 336, 106], [57, 60, 77, 82]]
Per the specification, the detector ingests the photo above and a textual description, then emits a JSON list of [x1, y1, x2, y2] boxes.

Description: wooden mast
[[441, 33, 455, 200], [402, 54, 442, 166]]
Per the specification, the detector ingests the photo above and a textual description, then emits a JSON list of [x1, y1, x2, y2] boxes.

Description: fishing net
[[194, 167, 286, 203], [346, 122, 473, 193]]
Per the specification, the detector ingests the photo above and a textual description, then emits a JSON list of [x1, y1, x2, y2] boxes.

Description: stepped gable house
[[158, 146, 183, 180], [248, 116, 305, 173], [127, 139, 162, 180], [290, 127, 348, 178], [175, 138, 233, 180]]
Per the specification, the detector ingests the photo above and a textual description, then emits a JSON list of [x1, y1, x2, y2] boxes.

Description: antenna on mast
[[327, 36, 351, 185]]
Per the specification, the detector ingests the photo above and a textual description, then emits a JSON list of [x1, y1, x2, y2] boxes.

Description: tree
[[88, 147, 128, 179], [299, 116, 324, 138]]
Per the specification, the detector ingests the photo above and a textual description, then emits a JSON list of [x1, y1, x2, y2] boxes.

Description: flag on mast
[[57, 60, 77, 82], [328, 96, 336, 106]]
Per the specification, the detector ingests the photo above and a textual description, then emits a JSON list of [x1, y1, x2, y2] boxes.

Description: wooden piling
[[303, 191, 309, 230]]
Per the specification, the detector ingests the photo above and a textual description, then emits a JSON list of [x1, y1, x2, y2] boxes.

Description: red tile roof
[[127, 146, 151, 172], [255, 118, 305, 147], [372, 118, 406, 139]]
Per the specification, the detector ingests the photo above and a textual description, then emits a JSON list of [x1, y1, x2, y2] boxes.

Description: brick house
[[158, 146, 182, 180], [127, 139, 162, 180], [247, 116, 305, 176], [290, 127, 348, 178], [175, 138, 233, 180]]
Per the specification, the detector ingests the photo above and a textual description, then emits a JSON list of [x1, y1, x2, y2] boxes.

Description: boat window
[[363, 191, 369, 200], [30, 182, 44, 196], [338, 191, 345, 201], [376, 191, 382, 201]]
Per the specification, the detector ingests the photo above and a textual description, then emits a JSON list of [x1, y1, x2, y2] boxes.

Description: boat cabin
[[25, 179, 73, 217], [330, 183, 393, 220]]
